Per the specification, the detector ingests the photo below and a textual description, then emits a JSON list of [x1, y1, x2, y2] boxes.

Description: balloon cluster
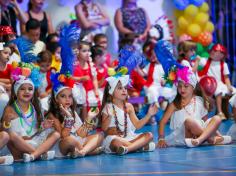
[[174, 0, 214, 46]]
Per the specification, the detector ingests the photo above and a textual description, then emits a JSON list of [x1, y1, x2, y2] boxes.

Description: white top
[[143, 63, 165, 85], [170, 96, 208, 130], [199, 59, 230, 82], [102, 103, 136, 137]]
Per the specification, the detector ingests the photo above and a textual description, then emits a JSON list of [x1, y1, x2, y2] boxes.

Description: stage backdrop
[[19, 0, 175, 56]]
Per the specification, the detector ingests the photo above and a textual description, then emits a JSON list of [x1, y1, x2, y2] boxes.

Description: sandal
[[40, 151, 55, 161], [23, 153, 35, 163], [185, 138, 200, 148], [0, 156, 14, 165], [141, 141, 156, 152], [70, 148, 85, 158], [116, 146, 128, 155]]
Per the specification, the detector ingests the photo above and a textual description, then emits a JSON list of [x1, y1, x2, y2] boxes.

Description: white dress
[[102, 103, 141, 153], [143, 63, 177, 104], [165, 96, 209, 146], [199, 59, 236, 96], [0, 85, 9, 119], [9, 110, 53, 148]]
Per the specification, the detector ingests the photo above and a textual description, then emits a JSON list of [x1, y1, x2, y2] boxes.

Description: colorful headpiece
[[106, 67, 130, 95], [11, 62, 42, 94], [149, 16, 174, 43], [51, 24, 81, 97], [154, 40, 197, 87], [0, 25, 15, 36], [210, 44, 227, 57], [11, 37, 38, 63], [117, 45, 146, 74]]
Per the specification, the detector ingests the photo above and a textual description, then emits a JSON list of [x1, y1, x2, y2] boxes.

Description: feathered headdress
[[51, 24, 81, 97], [117, 45, 146, 74], [11, 62, 43, 94], [154, 40, 197, 87], [11, 37, 38, 63], [149, 15, 174, 43]]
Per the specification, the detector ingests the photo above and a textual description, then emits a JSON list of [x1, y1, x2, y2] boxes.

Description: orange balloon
[[197, 32, 213, 46]]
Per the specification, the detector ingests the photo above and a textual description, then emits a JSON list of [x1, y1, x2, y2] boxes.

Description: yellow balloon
[[176, 28, 186, 37], [187, 23, 202, 37], [204, 21, 215, 33], [194, 12, 209, 25], [174, 10, 183, 18], [178, 16, 189, 29], [184, 5, 199, 18], [199, 2, 209, 12]]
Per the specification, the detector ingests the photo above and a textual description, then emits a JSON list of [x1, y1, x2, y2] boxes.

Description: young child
[[157, 69, 232, 148], [46, 42, 62, 73], [1, 63, 60, 162], [177, 41, 201, 73], [101, 72, 158, 155], [37, 50, 53, 99], [0, 43, 12, 118], [198, 44, 236, 120], [47, 77, 104, 158], [91, 45, 108, 102], [0, 131, 14, 165], [93, 33, 112, 67], [72, 41, 100, 120]]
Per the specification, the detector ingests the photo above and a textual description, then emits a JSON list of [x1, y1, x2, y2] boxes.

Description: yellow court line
[[46, 170, 236, 176]]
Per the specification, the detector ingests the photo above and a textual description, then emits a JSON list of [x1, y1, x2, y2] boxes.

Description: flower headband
[[106, 67, 130, 95], [11, 62, 42, 94]]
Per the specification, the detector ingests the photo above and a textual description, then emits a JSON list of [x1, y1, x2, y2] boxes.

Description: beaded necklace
[[13, 101, 36, 136], [182, 96, 196, 116], [112, 102, 128, 137]]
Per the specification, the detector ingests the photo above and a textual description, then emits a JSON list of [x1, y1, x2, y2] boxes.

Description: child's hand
[[59, 104, 72, 117], [157, 139, 168, 148], [88, 107, 99, 121], [227, 86, 234, 94], [41, 119, 54, 129], [147, 103, 159, 117]]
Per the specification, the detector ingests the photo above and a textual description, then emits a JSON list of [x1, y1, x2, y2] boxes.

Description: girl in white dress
[[47, 83, 104, 158], [157, 70, 232, 148], [101, 73, 158, 155], [1, 64, 60, 163]]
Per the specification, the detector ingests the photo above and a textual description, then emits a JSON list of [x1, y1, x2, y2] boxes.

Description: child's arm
[[157, 103, 176, 148], [71, 76, 90, 82], [0, 78, 11, 84], [128, 103, 158, 130], [1, 106, 15, 131], [224, 75, 233, 93], [192, 56, 201, 73], [92, 76, 99, 97], [47, 113, 62, 134]]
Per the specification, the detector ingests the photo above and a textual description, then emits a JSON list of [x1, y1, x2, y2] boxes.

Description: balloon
[[204, 21, 215, 33], [189, 0, 205, 6], [199, 76, 217, 96], [178, 16, 189, 29], [176, 28, 185, 36], [187, 23, 201, 37], [179, 34, 192, 42], [21, 68, 31, 77], [174, 10, 184, 18], [196, 43, 204, 53], [197, 32, 213, 46], [173, 0, 189, 10], [184, 5, 199, 18], [199, 2, 209, 12], [201, 51, 209, 58], [194, 12, 209, 25]]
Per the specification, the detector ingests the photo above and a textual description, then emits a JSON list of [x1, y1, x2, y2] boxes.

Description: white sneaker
[[40, 151, 55, 161], [0, 156, 14, 165], [23, 153, 35, 163], [146, 141, 156, 152], [116, 146, 128, 155]]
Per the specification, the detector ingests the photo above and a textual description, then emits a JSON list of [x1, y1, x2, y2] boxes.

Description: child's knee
[[0, 131, 10, 143], [145, 132, 153, 141]]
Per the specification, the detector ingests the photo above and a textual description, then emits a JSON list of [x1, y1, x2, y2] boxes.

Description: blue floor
[[1, 120, 236, 176]]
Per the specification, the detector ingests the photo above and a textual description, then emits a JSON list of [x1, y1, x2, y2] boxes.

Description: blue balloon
[[173, 0, 189, 10], [189, 0, 205, 6]]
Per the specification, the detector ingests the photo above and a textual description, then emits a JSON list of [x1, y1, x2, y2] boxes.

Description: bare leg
[[0, 131, 9, 149], [59, 136, 83, 156], [184, 118, 204, 138], [110, 138, 131, 152], [216, 94, 223, 113], [76, 133, 104, 156], [192, 115, 222, 145], [30, 131, 60, 159]]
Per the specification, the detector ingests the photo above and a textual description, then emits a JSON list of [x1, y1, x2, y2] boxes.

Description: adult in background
[[20, 0, 53, 42], [114, 0, 151, 50]]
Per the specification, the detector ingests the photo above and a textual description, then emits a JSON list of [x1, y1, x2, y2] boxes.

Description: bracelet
[[3, 121, 11, 129], [158, 138, 165, 142]]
